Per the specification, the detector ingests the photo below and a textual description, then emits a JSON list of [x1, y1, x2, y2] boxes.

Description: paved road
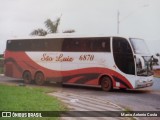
[[57, 77, 160, 120], [0, 75, 160, 119], [0, 75, 133, 120], [60, 78, 160, 111], [50, 92, 126, 120], [0, 75, 160, 111]]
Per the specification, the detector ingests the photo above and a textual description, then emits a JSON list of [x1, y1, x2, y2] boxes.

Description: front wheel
[[35, 72, 45, 85], [101, 76, 112, 91]]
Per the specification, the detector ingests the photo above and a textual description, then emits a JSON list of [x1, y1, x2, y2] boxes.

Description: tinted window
[[113, 37, 135, 75], [7, 40, 31, 51], [6, 39, 64, 51], [7, 37, 110, 52], [62, 37, 110, 52]]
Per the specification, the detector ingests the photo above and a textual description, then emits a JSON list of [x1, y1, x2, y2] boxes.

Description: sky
[[0, 0, 160, 54]]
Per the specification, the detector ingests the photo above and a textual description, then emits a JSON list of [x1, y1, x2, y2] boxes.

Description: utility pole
[[116, 4, 149, 35]]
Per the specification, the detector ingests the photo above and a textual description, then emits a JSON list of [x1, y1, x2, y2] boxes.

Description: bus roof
[[8, 33, 132, 41]]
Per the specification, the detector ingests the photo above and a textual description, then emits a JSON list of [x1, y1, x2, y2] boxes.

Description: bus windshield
[[130, 38, 153, 76], [129, 38, 150, 54]]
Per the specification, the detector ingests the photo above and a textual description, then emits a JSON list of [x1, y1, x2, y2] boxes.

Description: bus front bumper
[[135, 78, 153, 88]]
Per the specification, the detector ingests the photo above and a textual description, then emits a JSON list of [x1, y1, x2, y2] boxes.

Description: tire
[[35, 72, 45, 85], [23, 71, 32, 84], [120, 88, 127, 91], [56, 82, 63, 87], [101, 76, 112, 91]]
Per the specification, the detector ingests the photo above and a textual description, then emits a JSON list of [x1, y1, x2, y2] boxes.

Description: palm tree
[[45, 18, 60, 33], [30, 17, 61, 36], [30, 28, 47, 36]]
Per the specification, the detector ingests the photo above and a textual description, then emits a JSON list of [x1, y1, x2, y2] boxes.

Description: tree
[[30, 17, 61, 36], [45, 18, 60, 33], [30, 28, 47, 36]]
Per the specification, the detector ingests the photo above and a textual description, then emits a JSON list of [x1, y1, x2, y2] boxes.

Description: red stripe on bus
[[5, 51, 133, 89]]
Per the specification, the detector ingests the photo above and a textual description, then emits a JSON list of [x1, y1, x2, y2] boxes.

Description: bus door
[[112, 37, 135, 75]]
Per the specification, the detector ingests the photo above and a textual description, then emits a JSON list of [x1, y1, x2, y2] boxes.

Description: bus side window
[[72, 39, 82, 52], [85, 39, 92, 52], [80, 39, 90, 52], [62, 38, 110, 52], [44, 41, 49, 51], [31, 39, 44, 51], [95, 40, 100, 51], [90, 40, 94, 52], [92, 38, 110, 52], [104, 38, 110, 52], [62, 38, 72, 51], [101, 41, 110, 52]]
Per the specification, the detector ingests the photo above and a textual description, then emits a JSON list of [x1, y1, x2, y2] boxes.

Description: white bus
[[4, 35, 153, 91]]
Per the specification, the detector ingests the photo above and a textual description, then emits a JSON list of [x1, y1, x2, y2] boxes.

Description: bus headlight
[[136, 79, 145, 88], [137, 79, 143, 83], [136, 78, 153, 88]]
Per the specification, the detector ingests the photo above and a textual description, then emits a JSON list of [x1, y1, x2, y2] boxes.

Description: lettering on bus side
[[56, 54, 74, 62], [41, 53, 95, 62], [79, 54, 94, 61], [41, 53, 74, 62], [41, 53, 54, 61]]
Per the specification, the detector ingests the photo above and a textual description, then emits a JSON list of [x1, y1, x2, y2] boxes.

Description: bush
[[0, 58, 4, 74]]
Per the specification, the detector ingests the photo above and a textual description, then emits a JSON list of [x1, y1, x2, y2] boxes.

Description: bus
[[4, 35, 154, 91]]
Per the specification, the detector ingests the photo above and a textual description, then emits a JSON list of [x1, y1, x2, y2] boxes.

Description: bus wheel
[[100, 76, 112, 91], [23, 71, 32, 84], [35, 72, 45, 85]]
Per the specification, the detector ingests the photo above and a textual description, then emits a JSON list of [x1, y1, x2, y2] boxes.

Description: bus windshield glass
[[130, 38, 150, 54]]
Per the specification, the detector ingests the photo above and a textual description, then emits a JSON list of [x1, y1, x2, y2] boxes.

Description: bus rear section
[[4, 36, 153, 91]]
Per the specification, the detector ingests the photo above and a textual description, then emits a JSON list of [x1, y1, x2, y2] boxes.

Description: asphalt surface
[[0, 75, 160, 120], [60, 78, 160, 111], [50, 92, 126, 120]]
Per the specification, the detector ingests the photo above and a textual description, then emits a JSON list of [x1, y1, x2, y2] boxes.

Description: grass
[[123, 107, 137, 120], [0, 58, 4, 74], [0, 84, 67, 120], [0, 67, 3, 74]]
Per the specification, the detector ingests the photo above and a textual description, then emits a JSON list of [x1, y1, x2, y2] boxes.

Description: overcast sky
[[0, 0, 160, 54]]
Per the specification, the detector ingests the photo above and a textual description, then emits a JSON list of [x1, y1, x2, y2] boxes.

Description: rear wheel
[[23, 71, 32, 84], [35, 72, 45, 85], [101, 76, 112, 91]]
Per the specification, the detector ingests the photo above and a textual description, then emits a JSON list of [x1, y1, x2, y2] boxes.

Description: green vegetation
[[0, 84, 67, 120], [0, 67, 3, 74], [0, 55, 4, 74], [30, 17, 75, 36], [30, 17, 61, 36], [123, 107, 136, 120]]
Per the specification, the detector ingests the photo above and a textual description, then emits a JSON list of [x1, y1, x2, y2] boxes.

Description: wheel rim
[[101, 77, 112, 91], [23, 72, 32, 84], [103, 81, 110, 89], [35, 73, 44, 85]]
